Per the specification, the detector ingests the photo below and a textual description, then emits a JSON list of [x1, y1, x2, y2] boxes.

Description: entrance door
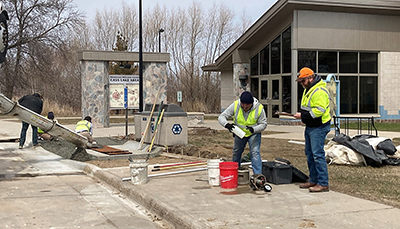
[[259, 76, 281, 124]]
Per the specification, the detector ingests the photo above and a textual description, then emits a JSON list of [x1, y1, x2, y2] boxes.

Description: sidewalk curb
[[83, 163, 209, 229]]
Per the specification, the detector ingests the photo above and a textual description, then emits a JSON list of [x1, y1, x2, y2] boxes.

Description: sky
[[73, 0, 278, 24]]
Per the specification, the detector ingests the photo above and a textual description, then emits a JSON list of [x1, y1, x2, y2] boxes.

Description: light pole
[[158, 28, 164, 52], [139, 0, 143, 112]]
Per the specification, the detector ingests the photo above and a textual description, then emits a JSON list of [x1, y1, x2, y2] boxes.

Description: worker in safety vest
[[18, 92, 43, 149], [294, 67, 331, 193], [75, 116, 96, 144], [218, 91, 267, 174], [38, 111, 56, 140]]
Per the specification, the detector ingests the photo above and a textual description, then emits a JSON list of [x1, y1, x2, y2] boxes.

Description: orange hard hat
[[296, 67, 314, 81]]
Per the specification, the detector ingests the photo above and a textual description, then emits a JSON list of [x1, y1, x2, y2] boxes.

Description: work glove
[[246, 126, 254, 134], [225, 123, 234, 132]]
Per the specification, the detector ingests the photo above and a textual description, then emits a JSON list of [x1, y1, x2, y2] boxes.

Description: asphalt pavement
[[1, 117, 400, 228]]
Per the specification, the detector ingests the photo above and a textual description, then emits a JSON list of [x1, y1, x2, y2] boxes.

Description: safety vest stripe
[[254, 104, 260, 120], [234, 101, 240, 124]]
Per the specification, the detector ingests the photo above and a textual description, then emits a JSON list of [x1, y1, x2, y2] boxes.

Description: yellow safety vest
[[38, 116, 50, 134], [301, 80, 331, 125], [233, 100, 263, 137], [75, 120, 91, 132]]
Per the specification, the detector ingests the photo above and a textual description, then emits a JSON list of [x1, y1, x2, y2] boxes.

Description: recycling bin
[[135, 104, 188, 146]]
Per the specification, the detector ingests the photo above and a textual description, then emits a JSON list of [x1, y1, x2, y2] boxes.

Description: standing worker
[[218, 91, 267, 175], [294, 67, 331, 192], [38, 111, 56, 140], [75, 116, 96, 145], [18, 92, 43, 148]]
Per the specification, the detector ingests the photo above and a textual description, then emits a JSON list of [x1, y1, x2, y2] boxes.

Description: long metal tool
[[151, 162, 207, 171], [152, 160, 206, 169], [122, 167, 207, 181], [147, 108, 165, 153], [138, 87, 161, 150]]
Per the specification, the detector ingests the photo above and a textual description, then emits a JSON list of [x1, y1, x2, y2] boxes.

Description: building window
[[282, 75, 291, 113], [318, 51, 337, 73], [260, 46, 269, 75], [251, 78, 259, 99], [298, 51, 316, 72], [271, 35, 281, 74], [297, 50, 378, 114], [359, 76, 377, 113], [340, 76, 358, 114], [360, 53, 378, 73], [282, 27, 291, 73], [251, 54, 259, 76], [339, 52, 358, 73]]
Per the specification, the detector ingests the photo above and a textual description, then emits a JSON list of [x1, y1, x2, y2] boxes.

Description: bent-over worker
[[218, 91, 267, 174], [18, 93, 43, 148]]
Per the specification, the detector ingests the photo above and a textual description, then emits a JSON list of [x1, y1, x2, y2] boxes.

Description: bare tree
[[92, 7, 119, 51], [119, 1, 138, 51], [164, 2, 237, 112], [0, 0, 84, 99], [237, 9, 252, 35], [142, 4, 168, 52]]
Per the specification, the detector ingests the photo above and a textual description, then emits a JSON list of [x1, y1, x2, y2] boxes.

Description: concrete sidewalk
[[1, 118, 400, 228], [0, 142, 164, 228]]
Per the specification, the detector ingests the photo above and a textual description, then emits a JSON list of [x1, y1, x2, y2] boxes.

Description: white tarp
[[324, 140, 366, 166]]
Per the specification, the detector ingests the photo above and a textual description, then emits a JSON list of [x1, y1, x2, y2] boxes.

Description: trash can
[[135, 104, 187, 146]]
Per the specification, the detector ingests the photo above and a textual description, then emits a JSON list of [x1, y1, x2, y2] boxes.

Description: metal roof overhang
[[202, 0, 400, 72]]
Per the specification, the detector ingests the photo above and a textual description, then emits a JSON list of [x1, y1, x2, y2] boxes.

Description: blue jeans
[[232, 133, 262, 174], [19, 121, 38, 147], [304, 122, 330, 186]]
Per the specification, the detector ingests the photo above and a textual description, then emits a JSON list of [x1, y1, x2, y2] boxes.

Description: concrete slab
[[91, 166, 400, 229], [0, 175, 159, 228]]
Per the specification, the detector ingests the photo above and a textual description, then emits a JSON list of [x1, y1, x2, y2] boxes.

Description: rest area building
[[202, 0, 400, 124]]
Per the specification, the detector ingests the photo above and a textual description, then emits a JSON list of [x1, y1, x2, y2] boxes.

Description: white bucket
[[207, 159, 222, 186], [130, 159, 148, 184]]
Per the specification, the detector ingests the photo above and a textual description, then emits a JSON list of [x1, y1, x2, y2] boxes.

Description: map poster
[[109, 75, 139, 109]]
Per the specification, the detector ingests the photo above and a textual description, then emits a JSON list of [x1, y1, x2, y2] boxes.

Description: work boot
[[299, 182, 316, 189], [309, 185, 329, 192]]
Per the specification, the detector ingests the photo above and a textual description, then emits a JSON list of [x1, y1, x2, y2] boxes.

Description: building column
[[143, 62, 168, 107], [233, 63, 250, 99], [80, 60, 110, 128]]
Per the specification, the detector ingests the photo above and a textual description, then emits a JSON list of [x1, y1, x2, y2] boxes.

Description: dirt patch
[[87, 128, 305, 170]]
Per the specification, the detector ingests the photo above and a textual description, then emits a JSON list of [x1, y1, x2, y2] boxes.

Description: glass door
[[259, 76, 281, 124]]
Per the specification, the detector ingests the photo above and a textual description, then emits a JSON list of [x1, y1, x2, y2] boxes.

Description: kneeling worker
[[75, 116, 96, 145], [38, 111, 56, 140]]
